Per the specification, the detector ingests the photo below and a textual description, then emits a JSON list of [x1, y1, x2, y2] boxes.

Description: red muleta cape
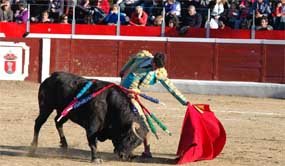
[[176, 104, 226, 164]]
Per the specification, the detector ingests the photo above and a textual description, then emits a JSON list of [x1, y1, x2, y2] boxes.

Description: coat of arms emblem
[[4, 52, 17, 74]]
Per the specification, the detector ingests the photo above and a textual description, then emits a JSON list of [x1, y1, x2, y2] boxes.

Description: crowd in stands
[[0, 0, 284, 31]]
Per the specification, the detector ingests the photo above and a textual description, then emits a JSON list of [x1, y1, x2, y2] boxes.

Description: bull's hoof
[[29, 142, 38, 156], [91, 158, 103, 164], [59, 143, 68, 151], [141, 151, 152, 158], [28, 146, 37, 156], [60, 138, 68, 149]]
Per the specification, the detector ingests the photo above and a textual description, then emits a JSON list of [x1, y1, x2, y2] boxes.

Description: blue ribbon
[[139, 93, 160, 104], [76, 81, 93, 99]]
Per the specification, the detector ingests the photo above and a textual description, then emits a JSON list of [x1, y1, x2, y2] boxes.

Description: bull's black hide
[[30, 72, 148, 162]]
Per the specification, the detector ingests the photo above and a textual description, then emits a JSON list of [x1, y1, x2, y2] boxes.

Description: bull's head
[[113, 121, 148, 160]]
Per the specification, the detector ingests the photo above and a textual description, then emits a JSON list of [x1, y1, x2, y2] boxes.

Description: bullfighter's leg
[[30, 108, 53, 153], [87, 134, 102, 163], [131, 98, 152, 158], [142, 133, 152, 158], [54, 113, 68, 149]]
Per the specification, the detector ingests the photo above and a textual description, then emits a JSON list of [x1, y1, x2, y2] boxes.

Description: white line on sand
[[160, 107, 283, 117], [217, 110, 283, 116]]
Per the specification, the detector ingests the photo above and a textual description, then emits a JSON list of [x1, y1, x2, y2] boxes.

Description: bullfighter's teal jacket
[[120, 50, 188, 105]]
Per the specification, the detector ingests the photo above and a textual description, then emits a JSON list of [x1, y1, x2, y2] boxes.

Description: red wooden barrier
[[1, 22, 284, 83], [1, 22, 284, 39]]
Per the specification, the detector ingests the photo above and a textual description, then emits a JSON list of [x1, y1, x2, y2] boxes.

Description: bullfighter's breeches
[[131, 98, 146, 121]]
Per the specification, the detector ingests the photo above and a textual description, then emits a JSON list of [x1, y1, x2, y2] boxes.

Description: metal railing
[[22, 3, 263, 39]]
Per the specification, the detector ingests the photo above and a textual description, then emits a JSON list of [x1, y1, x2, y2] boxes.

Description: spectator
[[178, 5, 202, 35], [180, 5, 202, 28], [151, 0, 163, 16], [14, 1, 28, 23], [77, 0, 91, 10], [141, 0, 153, 16], [117, 0, 142, 16], [180, 0, 202, 18], [83, 13, 93, 24], [147, 0, 163, 25], [239, 0, 253, 29], [129, 5, 148, 26], [91, 0, 107, 24], [32, 0, 50, 19], [165, 0, 181, 17], [256, 17, 273, 30], [153, 15, 163, 26], [165, 13, 179, 27], [48, 0, 64, 22], [209, 0, 229, 17], [40, 10, 53, 23], [253, 0, 271, 26], [208, 15, 225, 29], [76, 0, 106, 24], [104, 4, 128, 25], [200, 0, 211, 8], [10, 0, 26, 14], [275, 0, 285, 30], [63, 0, 73, 16], [227, 2, 240, 29], [31, 10, 54, 23], [76, 0, 92, 23], [199, 0, 212, 26], [208, 0, 228, 29], [95, 0, 110, 15], [59, 13, 68, 23], [0, 0, 13, 22]]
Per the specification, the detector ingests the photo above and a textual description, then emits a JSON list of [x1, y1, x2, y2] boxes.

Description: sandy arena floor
[[0, 80, 284, 166]]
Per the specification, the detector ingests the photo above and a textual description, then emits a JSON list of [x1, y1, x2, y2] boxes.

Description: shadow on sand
[[0, 145, 176, 164]]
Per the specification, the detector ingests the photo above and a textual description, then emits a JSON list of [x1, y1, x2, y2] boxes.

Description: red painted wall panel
[[1, 38, 284, 84], [256, 30, 285, 40], [167, 42, 214, 80], [69, 39, 118, 77], [120, 26, 161, 37], [216, 44, 263, 82], [75, 25, 116, 35], [31, 23, 72, 34], [211, 29, 251, 39], [264, 45, 285, 83], [165, 28, 207, 38], [48, 40, 285, 84], [50, 39, 72, 72]]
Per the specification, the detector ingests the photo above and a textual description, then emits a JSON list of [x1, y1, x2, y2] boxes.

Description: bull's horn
[[132, 122, 143, 141]]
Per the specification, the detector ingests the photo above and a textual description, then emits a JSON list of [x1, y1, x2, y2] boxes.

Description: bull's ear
[[132, 122, 143, 141]]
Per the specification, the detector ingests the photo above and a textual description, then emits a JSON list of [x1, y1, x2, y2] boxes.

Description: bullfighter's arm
[[156, 68, 188, 106], [120, 55, 136, 77]]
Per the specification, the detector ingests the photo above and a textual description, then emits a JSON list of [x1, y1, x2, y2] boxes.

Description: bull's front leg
[[54, 114, 68, 150], [87, 134, 102, 164]]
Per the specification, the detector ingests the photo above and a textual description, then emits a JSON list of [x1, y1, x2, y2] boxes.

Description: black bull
[[30, 72, 149, 162]]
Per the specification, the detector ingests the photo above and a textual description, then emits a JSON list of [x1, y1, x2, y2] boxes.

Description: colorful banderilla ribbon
[[119, 86, 165, 105], [116, 86, 171, 139], [134, 95, 172, 139], [57, 81, 115, 122], [57, 81, 93, 122], [57, 82, 170, 140], [139, 93, 166, 106]]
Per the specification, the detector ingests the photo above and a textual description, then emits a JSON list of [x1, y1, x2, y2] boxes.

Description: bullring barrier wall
[[1, 35, 284, 98]]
